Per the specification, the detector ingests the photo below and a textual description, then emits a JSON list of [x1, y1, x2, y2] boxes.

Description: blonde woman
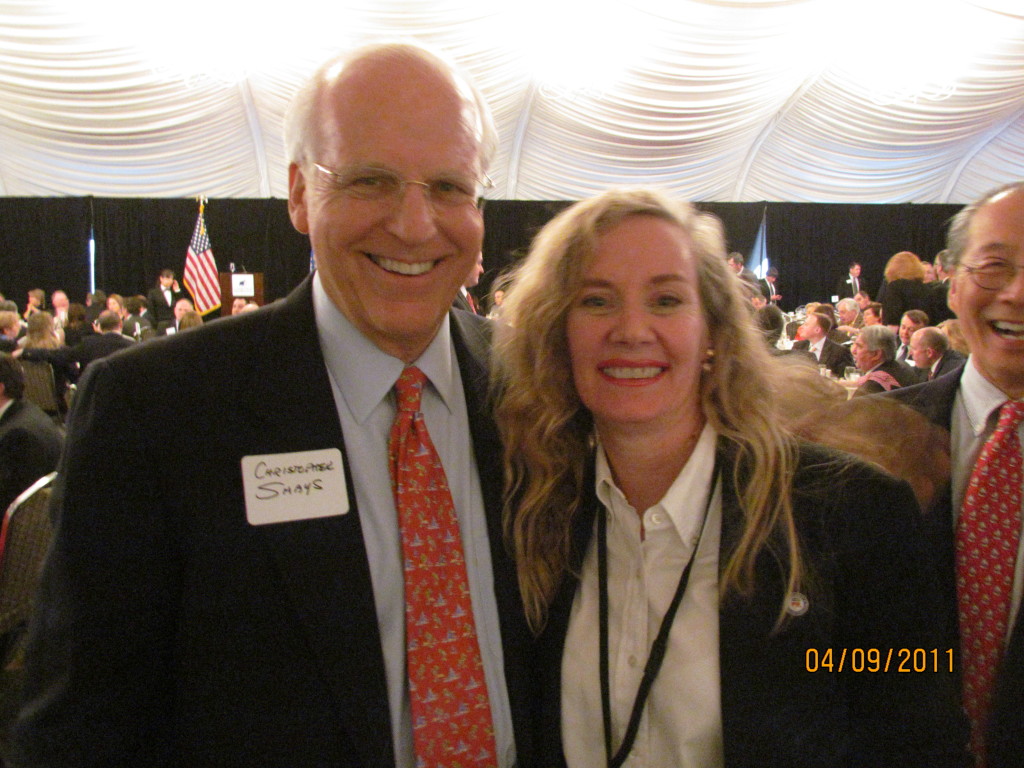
[[494, 188, 966, 767], [106, 293, 127, 320], [880, 250, 930, 326], [18, 311, 60, 350]]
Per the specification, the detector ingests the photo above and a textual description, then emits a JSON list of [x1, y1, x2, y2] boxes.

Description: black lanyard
[[597, 457, 720, 768]]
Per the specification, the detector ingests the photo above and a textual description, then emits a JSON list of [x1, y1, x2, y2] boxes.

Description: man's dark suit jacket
[[122, 312, 154, 339], [791, 338, 854, 378], [928, 280, 956, 325], [535, 440, 968, 767], [929, 349, 966, 381], [0, 398, 63, 513], [146, 286, 183, 328], [452, 289, 478, 315], [834, 273, 862, 300], [71, 331, 135, 370], [19, 332, 135, 385], [888, 369, 1023, 768], [11, 277, 537, 767]]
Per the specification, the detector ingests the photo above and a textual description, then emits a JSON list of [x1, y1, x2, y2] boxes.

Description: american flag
[[183, 202, 221, 315]]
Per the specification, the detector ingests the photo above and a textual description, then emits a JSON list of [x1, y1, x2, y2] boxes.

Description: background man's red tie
[[956, 400, 1024, 766]]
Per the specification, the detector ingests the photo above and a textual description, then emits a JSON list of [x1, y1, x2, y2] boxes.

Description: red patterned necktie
[[956, 399, 1024, 766], [388, 366, 497, 768]]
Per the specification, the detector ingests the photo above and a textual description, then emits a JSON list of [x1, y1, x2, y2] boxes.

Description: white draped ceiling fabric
[[1, 0, 1023, 203]]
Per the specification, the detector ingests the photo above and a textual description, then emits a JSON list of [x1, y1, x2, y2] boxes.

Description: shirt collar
[[311, 272, 456, 424], [595, 422, 719, 539], [960, 355, 1020, 437]]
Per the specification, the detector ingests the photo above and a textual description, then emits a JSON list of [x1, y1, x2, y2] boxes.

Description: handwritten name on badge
[[241, 448, 348, 526]]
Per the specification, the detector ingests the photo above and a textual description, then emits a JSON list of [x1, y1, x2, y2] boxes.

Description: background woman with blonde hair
[[494, 187, 965, 767], [880, 250, 930, 327], [106, 293, 126, 320], [18, 311, 60, 350]]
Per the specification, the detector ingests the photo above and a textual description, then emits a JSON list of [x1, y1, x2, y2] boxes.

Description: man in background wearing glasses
[[889, 182, 1024, 768], [11, 44, 535, 768]]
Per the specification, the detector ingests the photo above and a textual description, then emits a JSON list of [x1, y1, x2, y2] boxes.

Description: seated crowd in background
[[0, 283, 261, 426], [740, 244, 968, 397]]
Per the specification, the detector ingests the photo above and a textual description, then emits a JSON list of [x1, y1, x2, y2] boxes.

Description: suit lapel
[[450, 310, 539, 761], [239, 278, 393, 766], [715, 447, 788, 758], [450, 312, 509, 599]]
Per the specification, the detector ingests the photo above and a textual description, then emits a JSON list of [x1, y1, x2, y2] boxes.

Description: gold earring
[[702, 349, 715, 372]]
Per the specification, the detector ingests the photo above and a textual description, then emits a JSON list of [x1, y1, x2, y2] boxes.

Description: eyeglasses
[[313, 163, 492, 209], [961, 260, 1024, 291]]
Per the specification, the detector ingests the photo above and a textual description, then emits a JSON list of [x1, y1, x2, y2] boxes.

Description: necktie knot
[[394, 366, 427, 414], [996, 399, 1024, 435]]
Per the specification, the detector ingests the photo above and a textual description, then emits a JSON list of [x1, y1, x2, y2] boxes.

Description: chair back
[[0, 473, 56, 640], [19, 360, 60, 418]]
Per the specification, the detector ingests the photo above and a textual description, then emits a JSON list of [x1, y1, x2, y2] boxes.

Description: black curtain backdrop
[[0, 198, 91, 310], [0, 197, 961, 316], [0, 197, 311, 314], [479, 200, 960, 312], [92, 198, 198, 299], [764, 202, 960, 311]]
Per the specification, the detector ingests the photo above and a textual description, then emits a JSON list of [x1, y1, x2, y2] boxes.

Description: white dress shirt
[[562, 424, 723, 768], [950, 357, 1024, 641], [312, 274, 515, 768], [808, 337, 825, 361]]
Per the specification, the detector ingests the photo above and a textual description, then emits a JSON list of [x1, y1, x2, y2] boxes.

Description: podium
[[218, 273, 264, 316]]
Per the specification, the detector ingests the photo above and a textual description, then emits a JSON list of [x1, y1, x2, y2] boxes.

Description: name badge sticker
[[241, 448, 349, 526]]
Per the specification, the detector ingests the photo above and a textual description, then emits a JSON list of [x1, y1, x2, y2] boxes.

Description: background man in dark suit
[[758, 266, 781, 306], [834, 261, 863, 300], [145, 268, 183, 330], [11, 43, 535, 768], [792, 311, 853, 377], [727, 252, 757, 292], [454, 251, 484, 314], [160, 297, 194, 335], [851, 325, 920, 395], [0, 354, 63, 513], [909, 326, 965, 381], [890, 181, 1024, 768], [121, 295, 154, 339], [72, 310, 134, 369], [928, 248, 958, 325], [895, 308, 929, 366]]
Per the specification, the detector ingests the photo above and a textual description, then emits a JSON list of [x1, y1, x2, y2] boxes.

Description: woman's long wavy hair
[[23, 311, 59, 350], [493, 187, 802, 634], [883, 250, 926, 283]]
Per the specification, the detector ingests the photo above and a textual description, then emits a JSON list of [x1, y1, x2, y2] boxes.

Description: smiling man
[[11, 44, 535, 768], [889, 181, 1024, 768]]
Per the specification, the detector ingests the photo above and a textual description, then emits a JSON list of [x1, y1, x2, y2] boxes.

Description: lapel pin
[[786, 592, 809, 616]]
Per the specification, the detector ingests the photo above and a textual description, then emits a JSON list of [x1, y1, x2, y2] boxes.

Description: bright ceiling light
[[492, 0, 650, 98], [803, 0, 996, 104], [72, 0, 338, 82]]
